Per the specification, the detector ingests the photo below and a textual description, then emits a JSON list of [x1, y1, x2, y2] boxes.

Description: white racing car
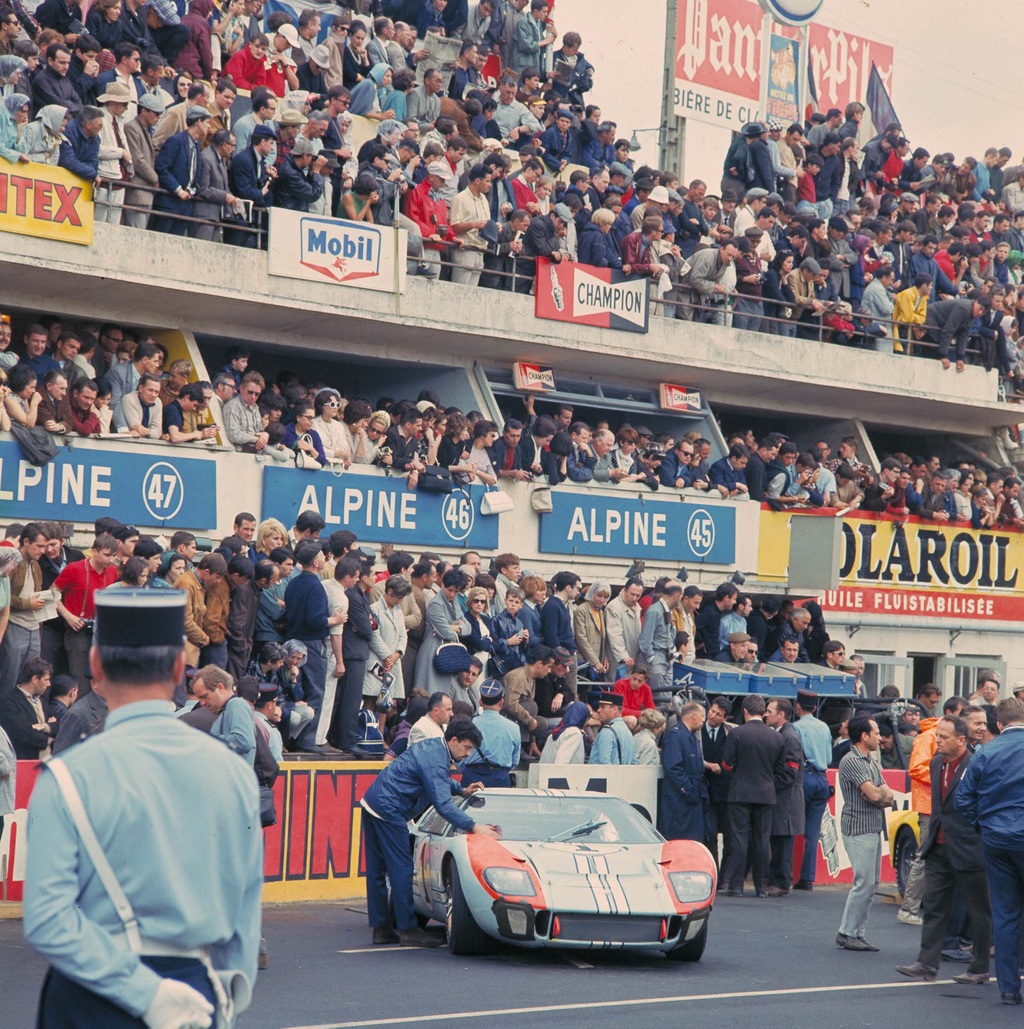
[[411, 789, 716, 959]]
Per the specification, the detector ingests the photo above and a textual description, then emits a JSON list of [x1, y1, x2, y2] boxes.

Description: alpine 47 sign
[[535, 257, 649, 334]]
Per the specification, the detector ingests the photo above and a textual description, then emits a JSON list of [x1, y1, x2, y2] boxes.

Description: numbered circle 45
[[441, 490, 475, 542], [686, 508, 716, 558], [143, 462, 185, 521]]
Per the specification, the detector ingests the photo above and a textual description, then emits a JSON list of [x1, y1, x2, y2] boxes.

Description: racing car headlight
[[482, 867, 536, 897], [668, 871, 713, 903]]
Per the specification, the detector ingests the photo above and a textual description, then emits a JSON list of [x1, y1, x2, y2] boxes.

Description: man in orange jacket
[[897, 695, 970, 924]]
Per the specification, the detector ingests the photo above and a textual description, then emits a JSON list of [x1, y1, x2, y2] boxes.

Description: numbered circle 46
[[441, 490, 475, 542], [143, 462, 185, 521], [686, 508, 716, 558]]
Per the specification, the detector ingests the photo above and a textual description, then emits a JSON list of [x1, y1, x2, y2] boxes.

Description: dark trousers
[[918, 844, 991, 973], [38, 958, 215, 1028], [294, 639, 326, 751], [330, 657, 366, 751], [704, 797, 730, 873], [769, 834, 795, 890], [800, 769, 830, 883], [461, 765, 511, 788], [363, 812, 416, 932], [725, 802, 772, 892], [63, 626, 92, 694], [39, 622, 67, 674], [199, 640, 227, 669], [983, 843, 1024, 995]]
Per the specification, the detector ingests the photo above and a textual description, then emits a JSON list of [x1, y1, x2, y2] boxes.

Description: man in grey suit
[[122, 91, 165, 228], [897, 715, 992, 984], [193, 128, 239, 242]]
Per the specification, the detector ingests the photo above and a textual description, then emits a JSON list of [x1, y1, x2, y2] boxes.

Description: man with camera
[[52, 533, 120, 694]]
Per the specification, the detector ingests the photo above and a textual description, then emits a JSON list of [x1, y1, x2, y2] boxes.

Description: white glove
[[143, 978, 214, 1029]]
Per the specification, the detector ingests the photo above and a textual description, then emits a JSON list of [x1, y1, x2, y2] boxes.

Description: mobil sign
[[268, 208, 407, 293], [535, 257, 649, 334]]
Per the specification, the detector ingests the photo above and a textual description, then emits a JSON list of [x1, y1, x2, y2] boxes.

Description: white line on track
[[281, 977, 955, 1029], [334, 947, 427, 955]]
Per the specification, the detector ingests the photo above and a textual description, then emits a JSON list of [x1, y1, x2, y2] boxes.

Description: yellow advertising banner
[[759, 509, 1024, 622], [0, 163, 93, 245]]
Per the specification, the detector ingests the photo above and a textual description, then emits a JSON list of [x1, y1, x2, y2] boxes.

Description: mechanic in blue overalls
[[461, 679, 522, 788], [360, 717, 503, 947]]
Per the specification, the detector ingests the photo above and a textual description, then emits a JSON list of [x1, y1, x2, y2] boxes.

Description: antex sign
[[0, 165, 93, 244]]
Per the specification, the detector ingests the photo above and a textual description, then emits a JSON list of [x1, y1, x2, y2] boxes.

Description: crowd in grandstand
[[3, 311, 1024, 525]]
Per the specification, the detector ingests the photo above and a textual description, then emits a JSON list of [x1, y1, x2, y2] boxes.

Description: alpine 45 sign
[[535, 257, 649, 333]]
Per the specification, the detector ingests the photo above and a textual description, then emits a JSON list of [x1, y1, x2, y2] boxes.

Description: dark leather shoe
[[952, 972, 989, 985], [724, 888, 744, 897], [373, 926, 400, 945], [942, 947, 973, 962], [836, 933, 871, 951], [399, 928, 445, 948], [859, 939, 880, 952], [1000, 993, 1023, 1005], [792, 880, 814, 891], [896, 962, 937, 981], [766, 886, 790, 897]]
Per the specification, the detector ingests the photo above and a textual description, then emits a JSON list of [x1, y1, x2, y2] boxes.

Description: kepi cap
[[479, 679, 505, 701], [94, 589, 186, 648], [598, 692, 623, 707]]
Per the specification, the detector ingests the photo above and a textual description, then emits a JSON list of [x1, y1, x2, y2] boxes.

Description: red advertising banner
[[818, 585, 1024, 622], [535, 257, 650, 334], [1, 760, 383, 905], [673, 0, 894, 132]]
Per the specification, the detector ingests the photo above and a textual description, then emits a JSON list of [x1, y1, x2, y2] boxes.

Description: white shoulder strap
[[47, 758, 142, 953]]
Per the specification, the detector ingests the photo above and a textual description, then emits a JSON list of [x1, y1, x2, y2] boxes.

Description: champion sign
[[268, 208, 407, 294], [535, 257, 649, 333]]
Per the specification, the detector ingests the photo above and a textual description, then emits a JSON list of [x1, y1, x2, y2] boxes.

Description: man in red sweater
[[405, 161, 459, 269], [613, 664, 655, 726]]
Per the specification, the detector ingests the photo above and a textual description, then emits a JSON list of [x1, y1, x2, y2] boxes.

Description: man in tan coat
[[175, 552, 226, 665], [123, 91, 165, 229]]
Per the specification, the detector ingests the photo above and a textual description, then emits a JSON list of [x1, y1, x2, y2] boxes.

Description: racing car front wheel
[[666, 920, 708, 962], [445, 863, 490, 955]]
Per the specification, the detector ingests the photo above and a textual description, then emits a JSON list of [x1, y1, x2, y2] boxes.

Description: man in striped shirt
[[836, 717, 893, 952]]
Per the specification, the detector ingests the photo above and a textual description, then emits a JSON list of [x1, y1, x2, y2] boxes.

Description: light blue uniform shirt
[[795, 712, 832, 772], [212, 696, 257, 766], [591, 717, 637, 765], [464, 708, 521, 770], [23, 700, 263, 1017]]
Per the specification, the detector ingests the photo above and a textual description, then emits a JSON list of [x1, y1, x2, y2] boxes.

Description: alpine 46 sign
[[535, 257, 649, 334]]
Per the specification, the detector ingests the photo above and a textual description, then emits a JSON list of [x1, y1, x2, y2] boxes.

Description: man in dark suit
[[151, 103, 209, 235], [0, 657, 55, 760], [765, 697, 805, 896], [228, 123, 276, 248], [897, 715, 992, 984], [701, 694, 732, 872], [721, 693, 786, 897], [540, 571, 580, 693], [658, 700, 707, 842], [329, 557, 375, 757]]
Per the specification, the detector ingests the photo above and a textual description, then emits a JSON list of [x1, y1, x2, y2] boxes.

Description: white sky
[[554, 0, 1023, 186]]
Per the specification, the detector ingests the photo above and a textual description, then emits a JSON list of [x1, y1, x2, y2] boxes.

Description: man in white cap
[[95, 81, 134, 223], [151, 104, 210, 234], [267, 22, 299, 95], [297, 42, 330, 96], [405, 159, 456, 275], [122, 88, 165, 229], [630, 182, 670, 231]]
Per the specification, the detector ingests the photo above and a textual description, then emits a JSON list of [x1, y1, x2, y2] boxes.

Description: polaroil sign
[[758, 509, 1024, 619]]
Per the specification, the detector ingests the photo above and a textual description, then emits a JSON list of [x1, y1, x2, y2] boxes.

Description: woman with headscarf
[[279, 639, 316, 747], [348, 62, 396, 120], [540, 700, 590, 764], [573, 580, 613, 681], [0, 92, 30, 163], [22, 104, 67, 165], [0, 55, 27, 98]]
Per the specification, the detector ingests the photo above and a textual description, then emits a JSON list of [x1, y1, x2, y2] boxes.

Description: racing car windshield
[[465, 795, 662, 844]]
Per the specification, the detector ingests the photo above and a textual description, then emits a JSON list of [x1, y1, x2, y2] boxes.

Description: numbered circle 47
[[143, 462, 185, 521], [686, 508, 716, 558], [441, 490, 475, 542]]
